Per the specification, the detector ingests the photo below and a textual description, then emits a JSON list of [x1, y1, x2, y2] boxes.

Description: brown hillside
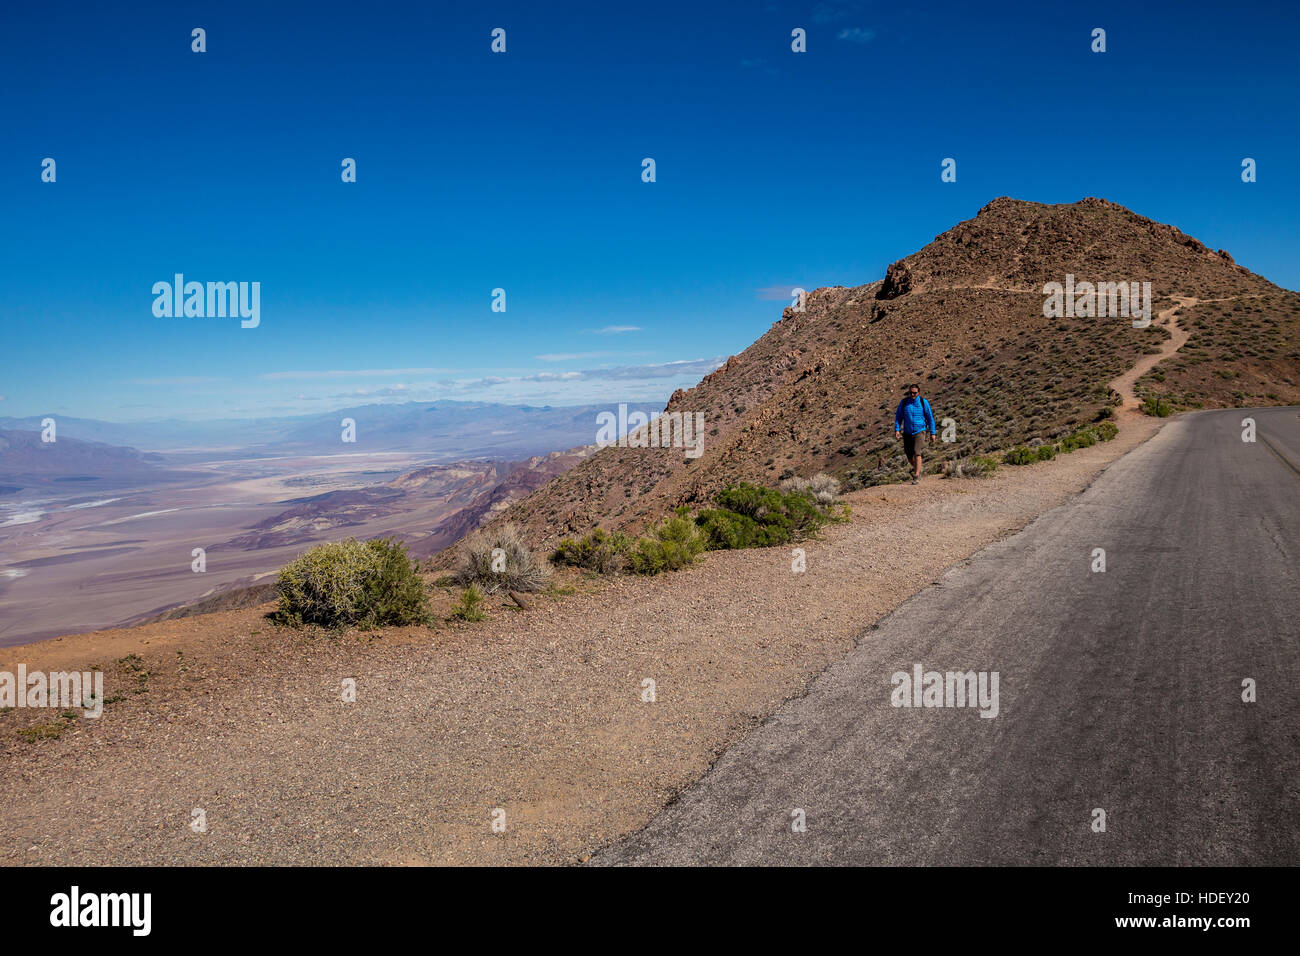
[[1135, 292, 1300, 411], [495, 197, 1298, 546]]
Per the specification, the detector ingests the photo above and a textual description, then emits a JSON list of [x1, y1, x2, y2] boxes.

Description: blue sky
[[1, 0, 1297, 421]]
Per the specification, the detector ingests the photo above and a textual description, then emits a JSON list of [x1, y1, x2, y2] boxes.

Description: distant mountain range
[[0, 399, 660, 460], [0, 428, 199, 490]]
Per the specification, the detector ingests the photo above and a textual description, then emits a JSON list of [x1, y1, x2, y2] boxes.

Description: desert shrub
[[779, 473, 842, 505], [1003, 446, 1038, 466], [710, 482, 827, 541], [1060, 426, 1100, 453], [453, 522, 551, 593], [273, 537, 431, 629], [1055, 424, 1118, 455], [946, 455, 999, 479], [629, 509, 708, 574], [551, 528, 632, 573], [1142, 395, 1173, 417], [1035, 444, 1057, 461], [450, 585, 486, 622], [696, 508, 778, 550]]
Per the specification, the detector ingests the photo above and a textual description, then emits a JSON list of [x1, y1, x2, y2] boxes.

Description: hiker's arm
[[894, 400, 904, 433], [927, 401, 937, 435]]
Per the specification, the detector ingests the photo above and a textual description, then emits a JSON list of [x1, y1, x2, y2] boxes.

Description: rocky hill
[[494, 197, 1299, 545]]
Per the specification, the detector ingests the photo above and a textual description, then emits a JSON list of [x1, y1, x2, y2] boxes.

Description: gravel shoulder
[[0, 412, 1163, 865]]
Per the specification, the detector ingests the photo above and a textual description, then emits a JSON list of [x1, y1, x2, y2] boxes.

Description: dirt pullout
[[0, 408, 1163, 866]]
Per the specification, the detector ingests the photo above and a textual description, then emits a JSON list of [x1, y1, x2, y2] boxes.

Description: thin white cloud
[[756, 284, 804, 301], [260, 367, 456, 380], [837, 27, 876, 43], [581, 358, 725, 380], [128, 376, 227, 386], [310, 358, 726, 407], [813, 1, 860, 24], [95, 358, 732, 419], [535, 351, 620, 362], [589, 325, 643, 334]]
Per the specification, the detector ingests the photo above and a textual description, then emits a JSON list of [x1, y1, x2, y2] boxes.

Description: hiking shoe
[[911, 475, 919, 484]]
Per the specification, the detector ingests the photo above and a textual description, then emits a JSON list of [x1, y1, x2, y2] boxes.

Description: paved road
[[596, 407, 1300, 865]]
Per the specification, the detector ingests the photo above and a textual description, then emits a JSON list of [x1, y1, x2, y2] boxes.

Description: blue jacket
[[895, 395, 936, 435]]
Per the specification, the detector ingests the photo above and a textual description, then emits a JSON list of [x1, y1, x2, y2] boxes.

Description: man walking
[[894, 383, 937, 484]]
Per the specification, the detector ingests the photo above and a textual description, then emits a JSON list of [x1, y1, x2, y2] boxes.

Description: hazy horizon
[[0, 395, 690, 429]]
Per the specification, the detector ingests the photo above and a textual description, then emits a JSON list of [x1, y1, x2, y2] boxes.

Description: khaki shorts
[[903, 432, 928, 457]]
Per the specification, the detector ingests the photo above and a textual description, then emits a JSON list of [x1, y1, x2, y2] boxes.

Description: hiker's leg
[[915, 454, 923, 477]]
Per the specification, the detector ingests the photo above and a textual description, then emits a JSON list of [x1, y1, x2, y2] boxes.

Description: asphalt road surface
[[596, 407, 1300, 865]]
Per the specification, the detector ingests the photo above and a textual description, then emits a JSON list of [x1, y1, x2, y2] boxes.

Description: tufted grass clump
[[450, 585, 486, 622], [946, 455, 999, 479], [453, 522, 551, 593], [779, 473, 842, 506], [273, 537, 431, 629]]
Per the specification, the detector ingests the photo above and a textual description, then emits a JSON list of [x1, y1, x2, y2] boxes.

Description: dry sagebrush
[[779, 472, 842, 505], [453, 522, 551, 593]]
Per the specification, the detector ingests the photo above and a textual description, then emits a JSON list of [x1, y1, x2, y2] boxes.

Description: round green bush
[[629, 511, 707, 574], [552, 528, 632, 573], [273, 537, 431, 628]]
